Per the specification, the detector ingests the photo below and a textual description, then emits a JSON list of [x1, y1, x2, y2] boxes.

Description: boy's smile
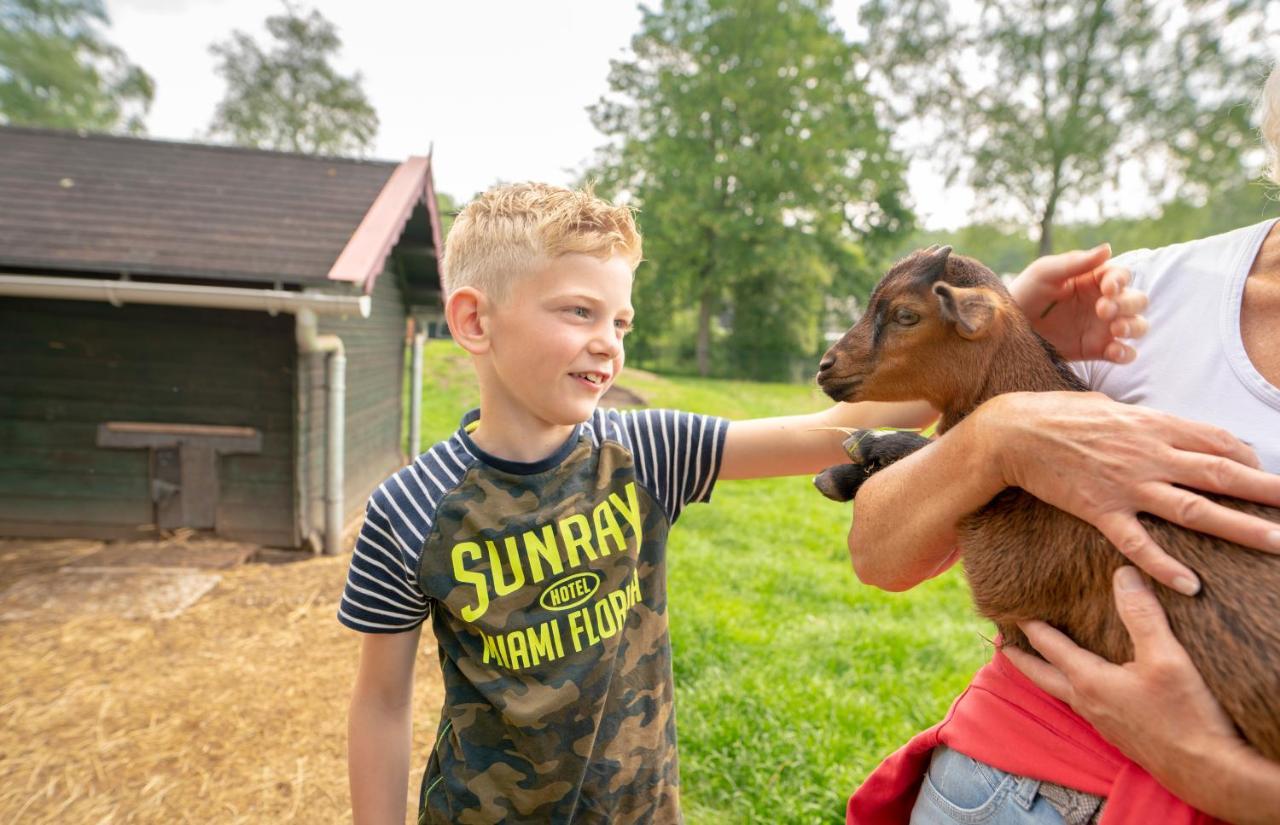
[[472, 253, 635, 462]]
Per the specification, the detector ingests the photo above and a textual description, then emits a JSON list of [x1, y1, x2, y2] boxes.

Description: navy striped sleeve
[[616, 409, 728, 523], [337, 440, 472, 633]]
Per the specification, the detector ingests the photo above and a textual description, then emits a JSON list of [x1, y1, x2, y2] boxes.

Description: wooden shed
[[0, 126, 446, 551]]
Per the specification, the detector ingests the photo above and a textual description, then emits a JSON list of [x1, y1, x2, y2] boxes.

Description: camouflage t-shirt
[[338, 408, 728, 824]]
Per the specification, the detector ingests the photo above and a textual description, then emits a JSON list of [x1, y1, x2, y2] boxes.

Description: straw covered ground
[[0, 539, 444, 823]]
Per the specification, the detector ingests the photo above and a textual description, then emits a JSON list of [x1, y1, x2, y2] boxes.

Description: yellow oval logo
[[539, 571, 601, 612]]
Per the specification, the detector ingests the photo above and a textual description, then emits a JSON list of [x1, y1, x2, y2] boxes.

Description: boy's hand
[[1009, 244, 1148, 363]]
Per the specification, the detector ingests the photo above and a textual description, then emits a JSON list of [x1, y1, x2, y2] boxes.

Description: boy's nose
[[591, 328, 623, 357]]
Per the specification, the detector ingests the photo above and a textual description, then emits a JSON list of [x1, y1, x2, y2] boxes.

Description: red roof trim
[[423, 148, 445, 280], [326, 155, 441, 294]]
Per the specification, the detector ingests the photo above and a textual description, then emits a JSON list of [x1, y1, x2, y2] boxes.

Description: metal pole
[[409, 330, 426, 459], [326, 349, 347, 556]]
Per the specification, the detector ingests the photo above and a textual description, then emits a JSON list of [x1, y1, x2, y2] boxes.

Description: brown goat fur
[[816, 245, 1280, 760]]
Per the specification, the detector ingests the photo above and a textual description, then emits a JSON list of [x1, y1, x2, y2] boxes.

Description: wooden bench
[[97, 422, 262, 531]]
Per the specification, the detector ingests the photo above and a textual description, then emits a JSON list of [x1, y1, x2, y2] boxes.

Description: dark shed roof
[[0, 126, 402, 285]]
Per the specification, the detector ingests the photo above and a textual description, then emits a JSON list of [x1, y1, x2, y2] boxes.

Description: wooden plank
[[101, 421, 259, 440], [0, 496, 151, 525], [0, 423, 293, 460], [0, 472, 149, 498], [0, 385, 296, 424], [0, 520, 157, 541]]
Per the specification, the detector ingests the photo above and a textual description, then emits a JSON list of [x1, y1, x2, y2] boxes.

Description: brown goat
[[815, 245, 1280, 761]]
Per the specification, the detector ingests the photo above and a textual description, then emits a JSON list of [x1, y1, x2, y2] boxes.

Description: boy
[[340, 182, 1144, 824]]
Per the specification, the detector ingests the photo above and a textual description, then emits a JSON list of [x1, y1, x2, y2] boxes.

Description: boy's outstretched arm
[[349, 627, 421, 825], [719, 400, 936, 481]]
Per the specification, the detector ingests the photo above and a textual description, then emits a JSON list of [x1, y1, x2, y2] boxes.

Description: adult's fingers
[[1113, 288, 1148, 318], [1110, 315, 1149, 340], [1095, 263, 1130, 297], [1102, 341, 1137, 364], [1036, 244, 1112, 284], [1111, 566, 1181, 663], [1018, 619, 1108, 685], [1143, 482, 1280, 555], [1094, 289, 1148, 321], [1004, 644, 1074, 704], [1166, 418, 1262, 470], [1093, 511, 1201, 595], [1168, 448, 1280, 502]]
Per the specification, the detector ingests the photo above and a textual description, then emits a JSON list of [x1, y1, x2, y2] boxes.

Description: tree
[[207, 4, 377, 156], [0, 0, 154, 132], [588, 0, 912, 380], [861, 0, 1276, 255]]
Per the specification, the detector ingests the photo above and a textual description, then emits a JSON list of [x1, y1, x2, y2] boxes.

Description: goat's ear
[[933, 282, 996, 340]]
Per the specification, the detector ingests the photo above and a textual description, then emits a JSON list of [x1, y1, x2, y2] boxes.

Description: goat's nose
[[818, 354, 836, 372]]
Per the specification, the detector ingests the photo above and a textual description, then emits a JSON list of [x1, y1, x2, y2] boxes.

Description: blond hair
[[1261, 61, 1280, 186], [441, 182, 642, 299]]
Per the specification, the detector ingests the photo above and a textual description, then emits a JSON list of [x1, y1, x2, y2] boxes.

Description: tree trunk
[[696, 289, 713, 377], [1037, 184, 1061, 257], [1038, 169, 1062, 256], [1037, 213, 1054, 257]]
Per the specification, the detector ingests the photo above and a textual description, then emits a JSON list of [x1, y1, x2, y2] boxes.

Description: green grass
[[411, 341, 991, 824]]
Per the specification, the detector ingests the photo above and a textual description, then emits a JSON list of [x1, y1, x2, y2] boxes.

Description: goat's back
[[959, 490, 1280, 760]]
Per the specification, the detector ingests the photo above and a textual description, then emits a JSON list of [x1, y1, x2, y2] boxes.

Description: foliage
[[207, 3, 377, 156], [861, 0, 1276, 255], [0, 0, 153, 132], [410, 341, 990, 823], [884, 180, 1279, 278], [587, 0, 913, 380], [435, 190, 459, 241]]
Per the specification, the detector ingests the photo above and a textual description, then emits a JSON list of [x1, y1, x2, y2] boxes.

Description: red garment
[[846, 651, 1224, 825]]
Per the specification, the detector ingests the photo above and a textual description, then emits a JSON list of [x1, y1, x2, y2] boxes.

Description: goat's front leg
[[814, 429, 932, 502]]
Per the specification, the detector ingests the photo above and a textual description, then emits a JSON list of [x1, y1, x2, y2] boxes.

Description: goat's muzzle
[[816, 368, 863, 403]]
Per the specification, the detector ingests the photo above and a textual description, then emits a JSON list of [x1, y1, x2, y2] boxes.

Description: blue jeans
[[910, 746, 1065, 824]]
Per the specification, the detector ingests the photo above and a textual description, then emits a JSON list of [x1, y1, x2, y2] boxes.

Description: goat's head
[[817, 245, 1018, 409]]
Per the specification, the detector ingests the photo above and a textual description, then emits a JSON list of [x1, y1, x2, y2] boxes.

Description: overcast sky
[[103, 0, 982, 227]]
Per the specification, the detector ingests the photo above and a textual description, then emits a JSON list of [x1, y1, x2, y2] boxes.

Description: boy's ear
[[932, 282, 997, 340], [444, 287, 491, 355]]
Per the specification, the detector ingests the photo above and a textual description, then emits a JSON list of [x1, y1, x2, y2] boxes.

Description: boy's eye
[[567, 306, 591, 319], [615, 319, 634, 335]]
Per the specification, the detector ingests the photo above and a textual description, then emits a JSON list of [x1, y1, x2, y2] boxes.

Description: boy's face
[[484, 252, 635, 429]]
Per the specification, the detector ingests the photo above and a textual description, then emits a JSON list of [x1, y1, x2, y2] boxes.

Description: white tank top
[[1071, 218, 1280, 473]]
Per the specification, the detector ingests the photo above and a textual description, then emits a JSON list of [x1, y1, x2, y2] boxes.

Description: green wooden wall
[[0, 297, 297, 545]]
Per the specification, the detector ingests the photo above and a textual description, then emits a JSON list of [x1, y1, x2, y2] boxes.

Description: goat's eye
[[894, 308, 920, 326]]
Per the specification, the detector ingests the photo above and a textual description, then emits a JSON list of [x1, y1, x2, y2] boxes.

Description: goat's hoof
[[814, 463, 866, 502], [841, 430, 876, 463], [843, 430, 932, 470]]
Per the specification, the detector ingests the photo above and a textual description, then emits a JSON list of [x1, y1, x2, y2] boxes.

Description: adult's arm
[[349, 627, 422, 825], [848, 391, 1280, 594], [1008, 568, 1280, 825]]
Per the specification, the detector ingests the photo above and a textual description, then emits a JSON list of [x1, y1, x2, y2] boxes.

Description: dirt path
[[0, 540, 445, 823]]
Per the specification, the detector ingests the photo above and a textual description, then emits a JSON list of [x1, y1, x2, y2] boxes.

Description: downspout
[[295, 309, 347, 557], [409, 328, 425, 459]]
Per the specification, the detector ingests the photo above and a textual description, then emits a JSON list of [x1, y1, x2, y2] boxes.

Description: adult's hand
[[1010, 244, 1149, 363], [1006, 567, 1280, 824], [978, 391, 1280, 594]]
